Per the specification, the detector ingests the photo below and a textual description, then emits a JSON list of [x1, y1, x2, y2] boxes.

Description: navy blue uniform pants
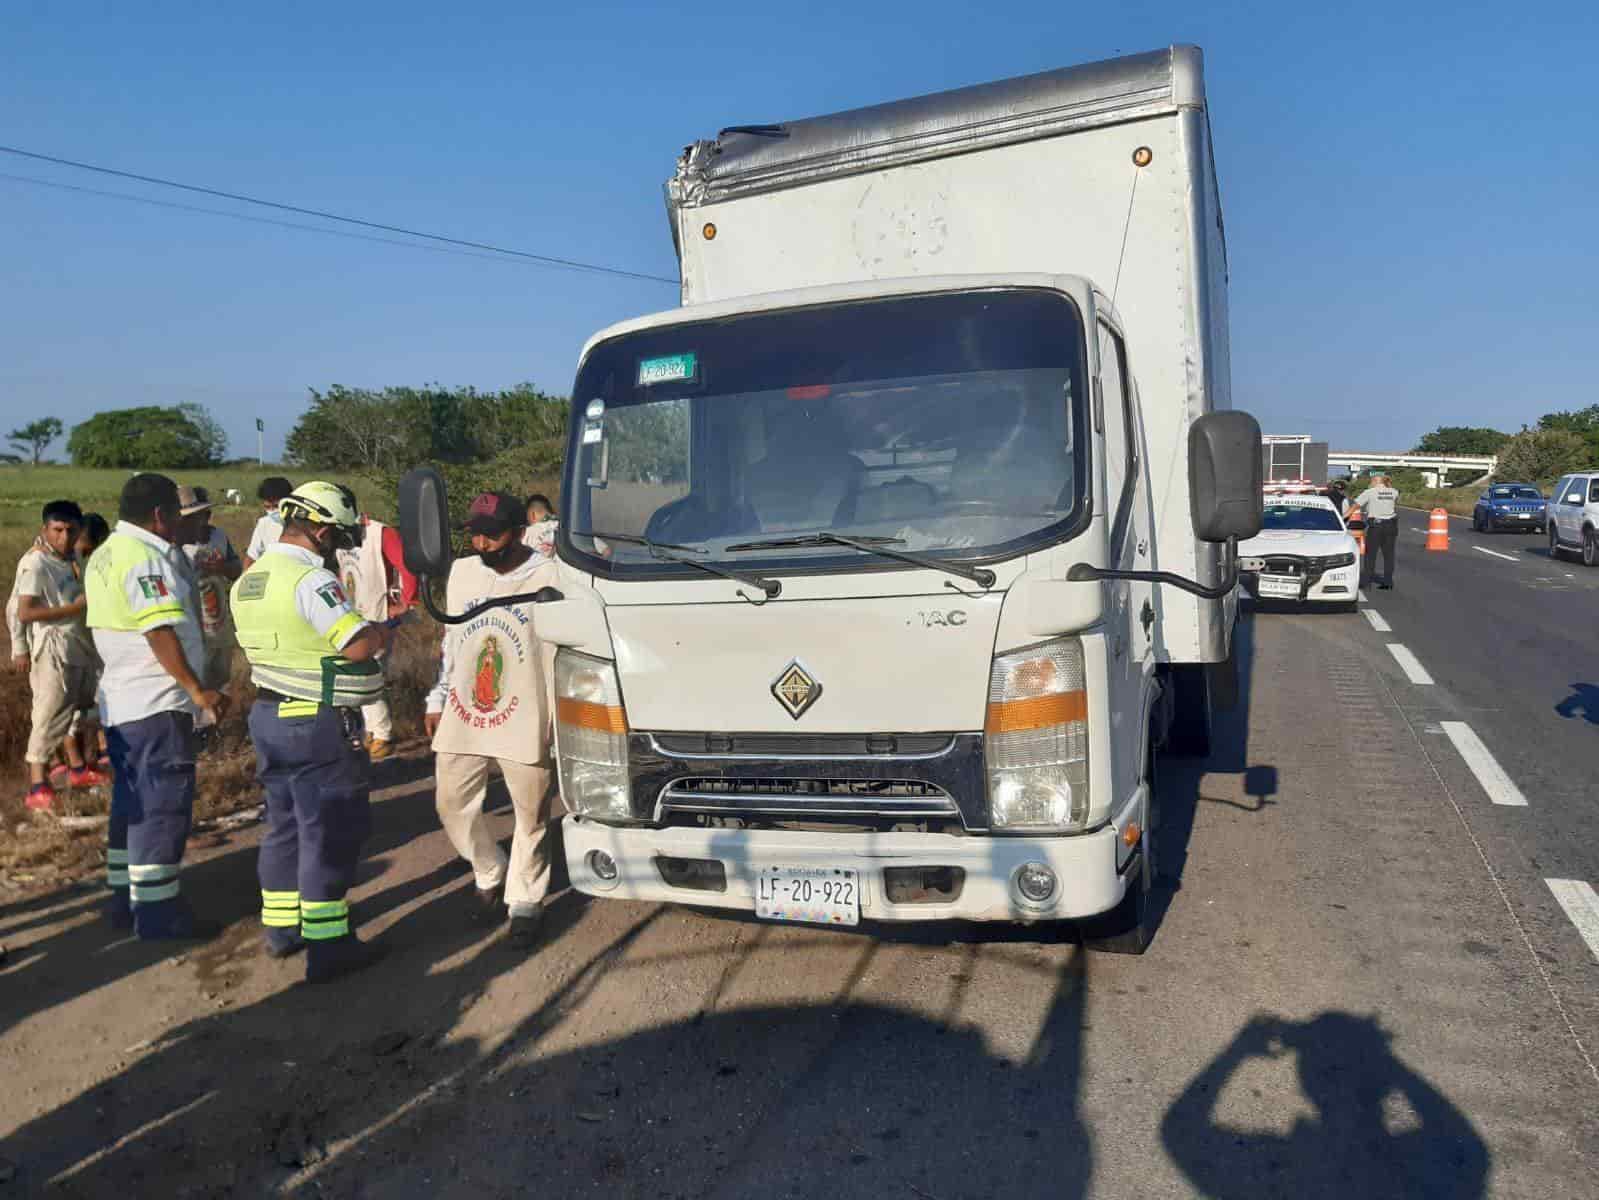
[[106, 711, 197, 937], [250, 701, 371, 952]]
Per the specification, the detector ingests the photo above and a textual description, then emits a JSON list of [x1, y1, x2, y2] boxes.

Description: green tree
[[7, 417, 63, 464], [1413, 426, 1508, 456], [66, 405, 228, 469], [287, 383, 570, 471], [1536, 405, 1599, 461], [1494, 429, 1589, 484]]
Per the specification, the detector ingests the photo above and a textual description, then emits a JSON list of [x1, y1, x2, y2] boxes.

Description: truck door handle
[[1141, 601, 1155, 634]]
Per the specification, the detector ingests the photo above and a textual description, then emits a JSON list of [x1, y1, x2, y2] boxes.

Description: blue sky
[[3, 1, 1596, 462]]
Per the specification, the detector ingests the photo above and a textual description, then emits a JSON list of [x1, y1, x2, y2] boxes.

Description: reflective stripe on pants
[[251, 701, 371, 943]]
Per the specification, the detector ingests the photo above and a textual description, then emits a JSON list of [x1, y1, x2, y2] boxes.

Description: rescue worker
[[242, 476, 294, 571], [424, 491, 559, 949], [1354, 473, 1401, 590], [231, 482, 392, 982], [86, 474, 226, 937]]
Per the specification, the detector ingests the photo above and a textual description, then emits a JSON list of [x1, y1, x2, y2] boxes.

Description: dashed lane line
[[1387, 643, 1435, 685], [1358, 588, 1369, 602], [1546, 880, 1599, 965], [1440, 721, 1530, 807], [1474, 545, 1520, 562], [1363, 609, 1392, 632]]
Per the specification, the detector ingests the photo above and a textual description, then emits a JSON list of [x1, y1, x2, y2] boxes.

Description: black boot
[[264, 929, 305, 959]]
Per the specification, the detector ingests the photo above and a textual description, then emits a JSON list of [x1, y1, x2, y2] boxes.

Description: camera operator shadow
[[1162, 1011, 1488, 1199]]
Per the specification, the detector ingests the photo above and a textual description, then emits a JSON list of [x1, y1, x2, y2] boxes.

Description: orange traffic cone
[[1426, 507, 1449, 551]]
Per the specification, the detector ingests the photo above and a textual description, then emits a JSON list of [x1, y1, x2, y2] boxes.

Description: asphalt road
[[2, 547, 1597, 1197]]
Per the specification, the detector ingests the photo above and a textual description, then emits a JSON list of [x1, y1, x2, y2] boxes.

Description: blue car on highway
[[1472, 483, 1546, 533]]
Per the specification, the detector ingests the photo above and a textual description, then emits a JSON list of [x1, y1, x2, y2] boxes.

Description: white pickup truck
[[401, 45, 1263, 952]]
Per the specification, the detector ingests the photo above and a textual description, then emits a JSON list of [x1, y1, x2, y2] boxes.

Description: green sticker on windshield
[[637, 352, 697, 387]]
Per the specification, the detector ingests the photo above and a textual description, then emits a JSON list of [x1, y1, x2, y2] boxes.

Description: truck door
[[1097, 319, 1154, 807]]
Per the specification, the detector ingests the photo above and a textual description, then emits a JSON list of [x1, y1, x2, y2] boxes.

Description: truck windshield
[[561, 289, 1089, 578]]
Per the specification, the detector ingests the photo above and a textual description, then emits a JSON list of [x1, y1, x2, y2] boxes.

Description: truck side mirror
[[1189, 411, 1264, 543], [398, 467, 453, 579]]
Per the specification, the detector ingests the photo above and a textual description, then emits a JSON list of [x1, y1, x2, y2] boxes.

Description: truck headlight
[[984, 637, 1090, 832], [554, 649, 632, 820]]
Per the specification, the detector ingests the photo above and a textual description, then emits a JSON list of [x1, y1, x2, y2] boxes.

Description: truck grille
[[658, 776, 958, 819], [650, 732, 953, 757]]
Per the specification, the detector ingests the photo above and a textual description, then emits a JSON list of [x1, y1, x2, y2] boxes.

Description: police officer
[[87, 473, 227, 938], [1354, 473, 1401, 589], [231, 482, 392, 983]]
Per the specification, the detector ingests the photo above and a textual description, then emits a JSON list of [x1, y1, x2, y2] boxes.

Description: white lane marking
[[1440, 722, 1529, 807], [1410, 526, 1427, 534], [1387, 644, 1435, 685], [1363, 609, 1392, 632], [1546, 880, 1599, 965], [1358, 588, 1369, 602], [1473, 545, 1519, 562]]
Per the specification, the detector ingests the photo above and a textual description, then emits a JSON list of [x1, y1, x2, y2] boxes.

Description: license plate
[[755, 866, 860, 926], [1257, 573, 1301, 598], [1517, 513, 1531, 519]]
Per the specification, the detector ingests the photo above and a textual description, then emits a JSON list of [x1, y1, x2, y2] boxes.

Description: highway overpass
[[1328, 450, 1497, 487]]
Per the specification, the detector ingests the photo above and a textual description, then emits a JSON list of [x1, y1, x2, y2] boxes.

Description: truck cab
[[400, 46, 1262, 951]]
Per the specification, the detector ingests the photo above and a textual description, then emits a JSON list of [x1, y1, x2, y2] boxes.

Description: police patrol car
[[1238, 483, 1361, 610]]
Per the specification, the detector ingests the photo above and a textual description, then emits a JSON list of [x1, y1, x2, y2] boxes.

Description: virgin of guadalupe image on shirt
[[472, 635, 505, 712]]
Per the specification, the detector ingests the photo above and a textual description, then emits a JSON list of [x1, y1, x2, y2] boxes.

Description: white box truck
[[401, 45, 1262, 951]]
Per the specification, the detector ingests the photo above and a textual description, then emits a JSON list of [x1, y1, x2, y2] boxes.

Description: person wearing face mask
[[424, 491, 560, 949], [231, 482, 393, 982]]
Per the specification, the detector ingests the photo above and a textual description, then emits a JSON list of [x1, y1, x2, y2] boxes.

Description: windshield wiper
[[726, 531, 995, 589], [574, 530, 781, 604]]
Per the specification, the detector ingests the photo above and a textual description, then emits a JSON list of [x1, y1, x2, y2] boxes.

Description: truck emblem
[[771, 660, 822, 720]]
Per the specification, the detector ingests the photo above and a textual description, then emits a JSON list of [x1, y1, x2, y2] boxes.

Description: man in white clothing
[[242, 476, 294, 570], [424, 491, 559, 949], [337, 515, 399, 759], [177, 486, 243, 690], [522, 492, 558, 560]]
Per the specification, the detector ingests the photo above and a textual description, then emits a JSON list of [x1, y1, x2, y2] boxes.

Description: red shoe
[[49, 762, 70, 785], [68, 766, 112, 789], [25, 784, 55, 811]]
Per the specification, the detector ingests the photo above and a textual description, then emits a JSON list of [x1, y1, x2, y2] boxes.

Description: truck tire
[[1165, 664, 1213, 757]]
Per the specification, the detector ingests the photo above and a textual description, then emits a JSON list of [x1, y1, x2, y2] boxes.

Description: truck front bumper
[[561, 816, 1130, 923]]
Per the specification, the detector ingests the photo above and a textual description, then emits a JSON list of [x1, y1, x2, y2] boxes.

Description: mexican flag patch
[[136, 575, 169, 600], [315, 581, 347, 609]]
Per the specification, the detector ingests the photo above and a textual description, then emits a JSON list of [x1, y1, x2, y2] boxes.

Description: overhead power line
[[0, 171, 557, 267], [0, 143, 679, 285]]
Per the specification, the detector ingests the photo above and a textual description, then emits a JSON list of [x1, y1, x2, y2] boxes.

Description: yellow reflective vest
[[231, 551, 380, 707]]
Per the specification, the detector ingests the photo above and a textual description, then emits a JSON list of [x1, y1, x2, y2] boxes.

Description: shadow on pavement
[[1162, 1012, 1488, 1199], [3, 901, 1096, 1199], [1553, 683, 1599, 725], [0, 756, 438, 1039], [1147, 608, 1265, 938]]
